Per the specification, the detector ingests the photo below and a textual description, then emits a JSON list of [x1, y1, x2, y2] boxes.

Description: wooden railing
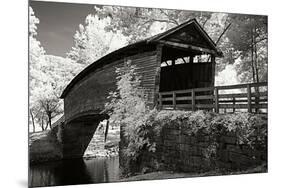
[[158, 82, 268, 113]]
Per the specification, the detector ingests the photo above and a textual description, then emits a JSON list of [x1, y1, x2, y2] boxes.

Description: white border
[[1, 0, 280, 188]]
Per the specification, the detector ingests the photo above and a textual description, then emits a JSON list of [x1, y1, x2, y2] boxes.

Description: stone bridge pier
[[58, 114, 108, 159]]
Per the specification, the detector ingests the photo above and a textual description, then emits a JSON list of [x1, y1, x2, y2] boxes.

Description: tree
[[29, 6, 47, 132], [94, 5, 214, 43], [38, 55, 83, 129], [67, 14, 127, 66], [226, 15, 268, 83], [29, 6, 83, 132]]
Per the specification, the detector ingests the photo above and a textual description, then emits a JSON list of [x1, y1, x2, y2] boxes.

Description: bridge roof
[[60, 19, 222, 98]]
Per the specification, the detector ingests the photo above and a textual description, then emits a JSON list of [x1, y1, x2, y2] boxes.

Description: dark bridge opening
[[158, 45, 216, 108], [159, 46, 215, 93], [61, 114, 109, 159]]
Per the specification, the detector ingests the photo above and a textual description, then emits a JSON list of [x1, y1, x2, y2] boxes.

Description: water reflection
[[29, 156, 120, 187]]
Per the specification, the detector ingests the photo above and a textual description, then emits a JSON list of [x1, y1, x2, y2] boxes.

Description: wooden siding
[[64, 51, 158, 122]]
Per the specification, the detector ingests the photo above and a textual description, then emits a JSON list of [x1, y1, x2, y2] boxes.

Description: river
[[29, 156, 120, 187]]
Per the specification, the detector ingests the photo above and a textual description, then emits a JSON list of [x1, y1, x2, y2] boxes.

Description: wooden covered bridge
[[56, 19, 268, 159]]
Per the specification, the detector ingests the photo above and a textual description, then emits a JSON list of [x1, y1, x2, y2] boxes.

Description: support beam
[[154, 44, 163, 108], [159, 40, 220, 57], [190, 55, 194, 64], [172, 59, 175, 66], [211, 55, 216, 87], [247, 84, 252, 113], [214, 87, 219, 113], [191, 89, 195, 111]]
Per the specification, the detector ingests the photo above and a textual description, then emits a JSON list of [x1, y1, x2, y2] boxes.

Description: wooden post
[[172, 59, 175, 66], [247, 84, 252, 113], [189, 55, 194, 88], [255, 85, 260, 113], [159, 93, 162, 110], [191, 89, 195, 111], [153, 44, 163, 108], [214, 87, 219, 113], [211, 55, 216, 87], [232, 97, 235, 113], [190, 55, 194, 64], [173, 92, 176, 110]]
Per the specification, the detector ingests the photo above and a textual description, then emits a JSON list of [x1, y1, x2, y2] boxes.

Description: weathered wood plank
[[195, 95, 214, 100], [159, 40, 219, 55], [195, 104, 215, 109], [216, 82, 267, 90], [251, 104, 268, 109], [220, 104, 248, 109], [176, 96, 192, 101], [161, 97, 173, 101], [219, 93, 248, 98]]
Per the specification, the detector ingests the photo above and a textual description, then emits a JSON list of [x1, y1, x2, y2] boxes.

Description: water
[[29, 156, 120, 187]]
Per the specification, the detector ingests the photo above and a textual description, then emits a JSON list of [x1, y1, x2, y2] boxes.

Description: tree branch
[[216, 22, 232, 45], [142, 18, 178, 26], [202, 18, 210, 29], [159, 9, 180, 25]]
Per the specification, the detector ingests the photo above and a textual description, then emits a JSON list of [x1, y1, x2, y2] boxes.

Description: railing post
[[214, 87, 219, 113], [247, 84, 252, 113], [191, 89, 195, 111], [255, 84, 260, 113], [173, 92, 176, 110], [232, 97, 235, 113], [159, 93, 162, 110]]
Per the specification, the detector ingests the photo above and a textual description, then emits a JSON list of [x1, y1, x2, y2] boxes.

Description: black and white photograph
[[28, 0, 268, 187]]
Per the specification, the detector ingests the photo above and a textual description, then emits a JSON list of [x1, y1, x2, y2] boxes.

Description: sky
[[30, 0, 96, 57]]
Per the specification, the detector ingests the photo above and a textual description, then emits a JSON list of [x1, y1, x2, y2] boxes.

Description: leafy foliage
[[105, 61, 157, 159], [67, 14, 127, 65], [128, 109, 266, 160], [226, 15, 268, 83], [94, 5, 213, 43], [29, 7, 83, 131], [155, 110, 267, 146]]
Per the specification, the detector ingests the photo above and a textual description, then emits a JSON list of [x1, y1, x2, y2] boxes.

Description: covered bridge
[[61, 18, 222, 121], [58, 19, 225, 159]]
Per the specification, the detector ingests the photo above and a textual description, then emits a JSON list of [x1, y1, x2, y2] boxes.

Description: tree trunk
[[251, 28, 256, 83], [30, 110, 35, 132], [44, 119, 49, 130], [40, 115, 45, 131], [254, 26, 260, 84], [254, 25, 260, 113], [47, 113, 52, 130], [104, 120, 109, 142]]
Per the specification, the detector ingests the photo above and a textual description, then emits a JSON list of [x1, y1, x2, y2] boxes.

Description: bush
[[154, 110, 267, 146], [104, 60, 158, 159]]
